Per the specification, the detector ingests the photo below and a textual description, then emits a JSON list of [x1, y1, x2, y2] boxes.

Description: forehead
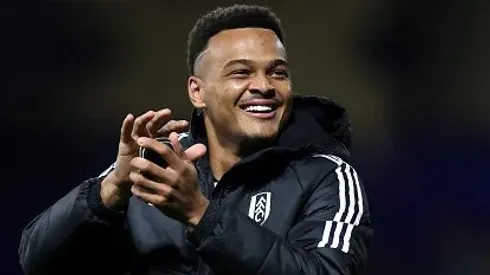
[[205, 28, 287, 65]]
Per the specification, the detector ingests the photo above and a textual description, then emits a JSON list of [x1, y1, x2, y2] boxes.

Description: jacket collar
[[188, 94, 351, 160]]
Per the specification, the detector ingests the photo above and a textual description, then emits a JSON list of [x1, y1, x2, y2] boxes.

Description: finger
[[131, 179, 155, 194], [129, 169, 174, 195], [146, 108, 171, 137], [120, 114, 135, 143], [138, 137, 183, 169], [131, 184, 168, 206], [131, 111, 155, 139], [156, 120, 189, 137], [130, 157, 179, 185], [168, 132, 184, 158], [183, 143, 207, 162]]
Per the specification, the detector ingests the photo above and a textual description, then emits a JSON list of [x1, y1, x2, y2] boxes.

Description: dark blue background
[[3, 1, 489, 275]]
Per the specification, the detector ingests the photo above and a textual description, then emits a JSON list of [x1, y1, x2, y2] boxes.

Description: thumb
[[184, 143, 207, 162]]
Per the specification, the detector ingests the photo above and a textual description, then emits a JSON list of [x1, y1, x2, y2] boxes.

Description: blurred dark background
[[3, 1, 489, 274]]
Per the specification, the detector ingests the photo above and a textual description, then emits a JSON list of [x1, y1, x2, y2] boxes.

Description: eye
[[271, 69, 289, 79], [231, 69, 251, 76]]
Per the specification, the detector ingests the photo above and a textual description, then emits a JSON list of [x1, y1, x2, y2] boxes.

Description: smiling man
[[188, 25, 293, 179], [19, 4, 373, 275]]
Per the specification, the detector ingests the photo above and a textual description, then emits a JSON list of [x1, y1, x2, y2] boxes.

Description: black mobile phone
[[139, 137, 174, 168]]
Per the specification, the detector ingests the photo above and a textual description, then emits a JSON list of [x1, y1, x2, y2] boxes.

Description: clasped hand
[[129, 132, 209, 227]]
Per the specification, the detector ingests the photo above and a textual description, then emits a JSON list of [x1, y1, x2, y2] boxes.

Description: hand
[[155, 118, 190, 137], [129, 132, 208, 227], [101, 109, 188, 209]]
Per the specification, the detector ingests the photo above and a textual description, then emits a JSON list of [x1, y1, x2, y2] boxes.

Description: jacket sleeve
[[188, 154, 373, 275], [18, 165, 131, 275]]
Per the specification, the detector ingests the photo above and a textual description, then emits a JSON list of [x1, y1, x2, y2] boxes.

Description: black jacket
[[19, 95, 373, 275]]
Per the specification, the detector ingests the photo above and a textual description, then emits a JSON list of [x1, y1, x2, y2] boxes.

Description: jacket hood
[[277, 94, 352, 158], [188, 94, 352, 159]]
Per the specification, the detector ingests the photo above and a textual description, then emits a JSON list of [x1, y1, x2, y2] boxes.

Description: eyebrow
[[223, 59, 289, 69]]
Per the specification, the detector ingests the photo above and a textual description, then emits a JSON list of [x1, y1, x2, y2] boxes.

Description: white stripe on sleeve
[[344, 165, 357, 225], [98, 162, 115, 178], [318, 220, 333, 247], [333, 164, 347, 222], [353, 168, 364, 225], [313, 154, 364, 253], [178, 132, 189, 140]]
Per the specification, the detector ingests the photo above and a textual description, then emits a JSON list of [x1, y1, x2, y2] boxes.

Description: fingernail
[[138, 137, 146, 145]]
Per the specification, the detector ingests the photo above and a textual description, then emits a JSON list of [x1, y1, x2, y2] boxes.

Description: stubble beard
[[235, 121, 282, 157], [236, 133, 277, 158]]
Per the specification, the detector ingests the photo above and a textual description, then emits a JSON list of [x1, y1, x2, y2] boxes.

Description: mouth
[[239, 100, 280, 119]]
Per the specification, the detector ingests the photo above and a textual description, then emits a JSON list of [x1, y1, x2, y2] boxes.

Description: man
[[19, 4, 373, 275]]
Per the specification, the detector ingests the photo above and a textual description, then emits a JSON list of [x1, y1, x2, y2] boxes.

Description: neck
[[208, 140, 241, 181], [204, 120, 242, 181]]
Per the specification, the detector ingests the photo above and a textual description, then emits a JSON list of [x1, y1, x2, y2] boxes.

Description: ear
[[187, 75, 206, 109]]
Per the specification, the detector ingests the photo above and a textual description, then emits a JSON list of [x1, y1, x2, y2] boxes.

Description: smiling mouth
[[239, 102, 280, 119], [243, 105, 276, 113]]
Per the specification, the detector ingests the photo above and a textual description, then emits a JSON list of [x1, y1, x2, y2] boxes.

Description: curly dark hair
[[186, 4, 285, 75]]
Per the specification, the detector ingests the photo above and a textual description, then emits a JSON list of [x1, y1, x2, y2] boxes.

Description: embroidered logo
[[248, 192, 271, 225]]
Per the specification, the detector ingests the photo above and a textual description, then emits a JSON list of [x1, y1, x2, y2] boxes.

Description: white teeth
[[244, 105, 272, 112]]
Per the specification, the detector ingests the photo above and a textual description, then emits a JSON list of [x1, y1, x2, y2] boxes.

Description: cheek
[[285, 91, 294, 110], [202, 85, 222, 107], [214, 82, 246, 106], [227, 80, 249, 91], [203, 87, 237, 118], [278, 80, 293, 96], [277, 83, 293, 108]]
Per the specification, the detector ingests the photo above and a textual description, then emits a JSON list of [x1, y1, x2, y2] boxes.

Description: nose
[[249, 73, 275, 96]]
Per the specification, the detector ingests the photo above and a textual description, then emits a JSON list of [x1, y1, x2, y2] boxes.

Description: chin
[[235, 126, 279, 157], [237, 134, 276, 157], [246, 122, 281, 139]]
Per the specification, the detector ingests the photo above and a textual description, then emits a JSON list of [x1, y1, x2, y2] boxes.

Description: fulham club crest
[[248, 192, 271, 225]]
